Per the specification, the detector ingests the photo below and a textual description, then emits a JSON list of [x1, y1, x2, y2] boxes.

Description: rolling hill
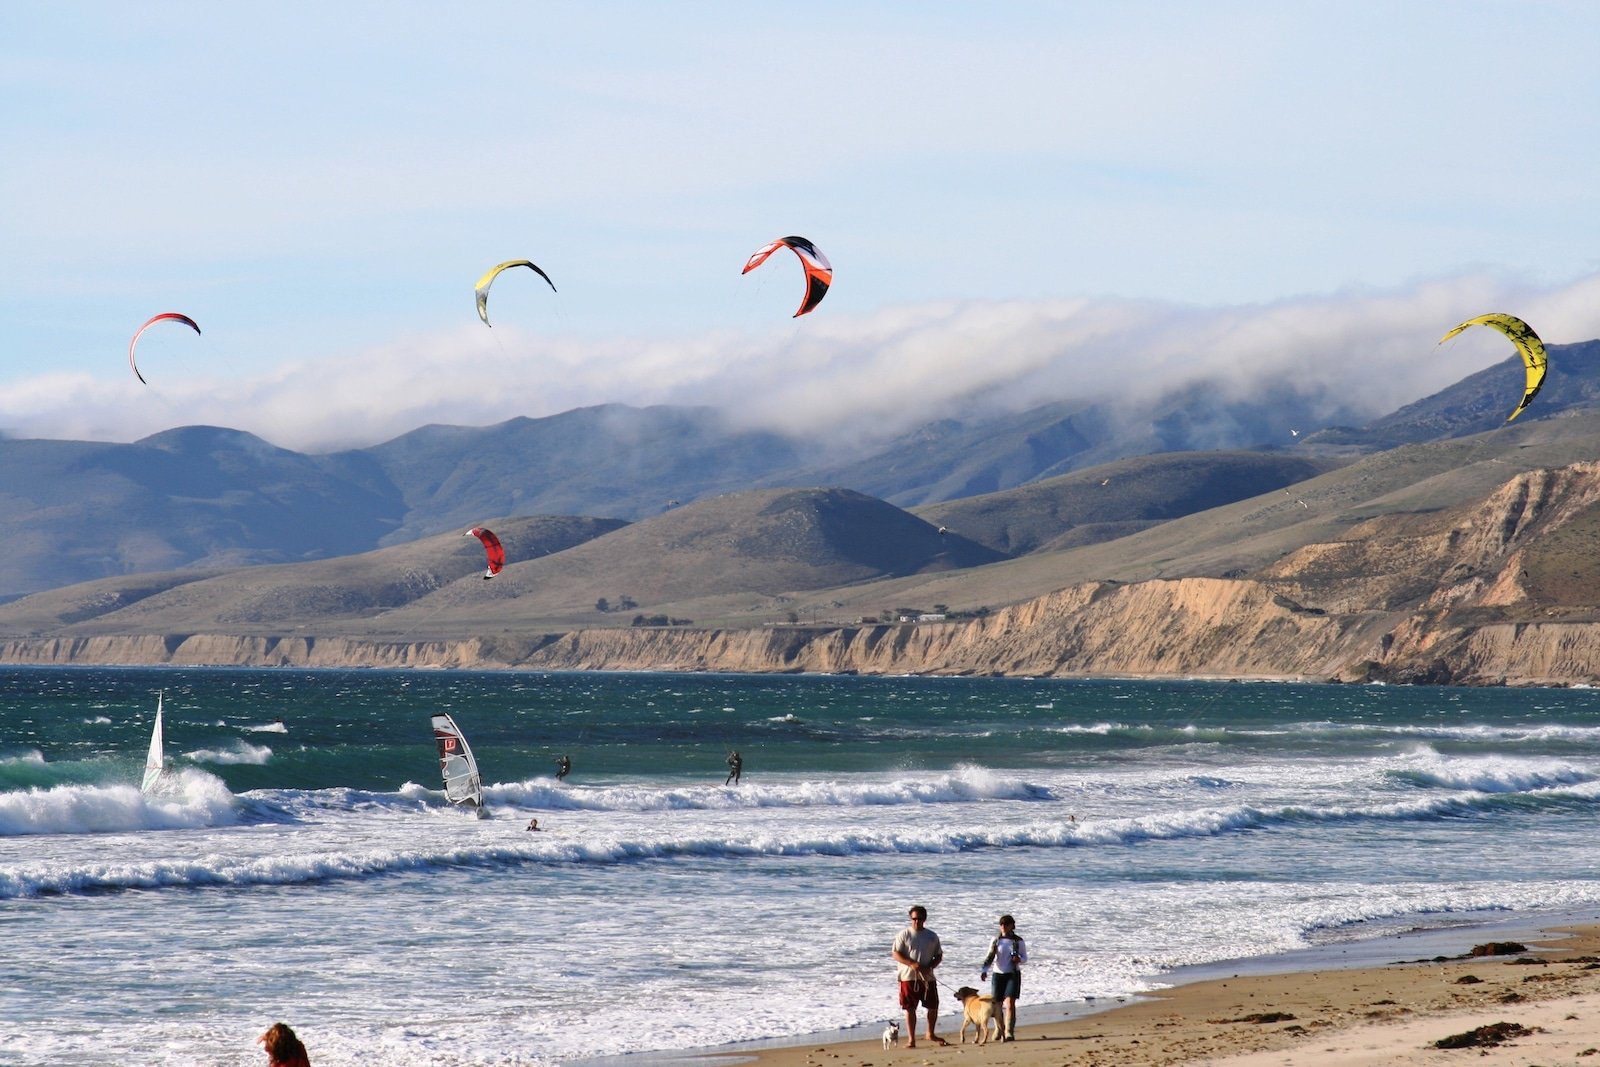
[[0, 489, 1000, 636], [0, 516, 624, 635]]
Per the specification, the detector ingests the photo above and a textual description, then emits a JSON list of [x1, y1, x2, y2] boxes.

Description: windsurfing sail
[[141, 690, 166, 794], [431, 712, 485, 811]]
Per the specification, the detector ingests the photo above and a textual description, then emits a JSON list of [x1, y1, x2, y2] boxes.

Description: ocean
[[3, 666, 1600, 1065]]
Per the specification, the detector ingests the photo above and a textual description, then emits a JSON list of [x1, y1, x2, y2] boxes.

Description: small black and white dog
[[881, 1021, 900, 1049]]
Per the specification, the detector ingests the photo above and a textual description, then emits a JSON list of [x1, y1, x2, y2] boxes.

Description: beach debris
[[1469, 941, 1528, 957], [1207, 1012, 1296, 1025], [474, 259, 556, 326], [1452, 974, 1482, 984], [1430, 1020, 1536, 1049]]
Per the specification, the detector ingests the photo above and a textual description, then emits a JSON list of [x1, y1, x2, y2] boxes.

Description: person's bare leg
[[903, 1008, 916, 1048], [926, 1007, 942, 1044]]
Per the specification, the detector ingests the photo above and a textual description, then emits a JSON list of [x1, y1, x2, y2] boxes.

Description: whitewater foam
[[185, 742, 273, 765]]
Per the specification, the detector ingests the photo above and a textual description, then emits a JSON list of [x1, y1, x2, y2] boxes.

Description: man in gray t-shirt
[[890, 904, 945, 1047]]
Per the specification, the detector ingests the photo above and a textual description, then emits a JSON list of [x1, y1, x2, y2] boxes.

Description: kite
[[475, 260, 556, 326], [465, 527, 505, 579], [742, 236, 832, 317], [128, 313, 201, 385], [1438, 313, 1548, 422]]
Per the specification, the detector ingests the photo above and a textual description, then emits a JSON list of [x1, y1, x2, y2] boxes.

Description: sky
[[3, 1, 1599, 450]]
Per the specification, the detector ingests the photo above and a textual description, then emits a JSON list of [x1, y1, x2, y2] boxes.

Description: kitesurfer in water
[[725, 750, 742, 785], [555, 754, 571, 781], [258, 1021, 311, 1067]]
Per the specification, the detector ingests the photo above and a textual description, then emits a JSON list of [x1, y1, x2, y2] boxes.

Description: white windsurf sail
[[141, 690, 166, 794], [431, 713, 484, 811]]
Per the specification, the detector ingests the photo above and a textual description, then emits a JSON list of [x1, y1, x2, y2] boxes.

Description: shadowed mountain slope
[[913, 451, 1347, 556], [353, 404, 804, 542], [782, 401, 1099, 506], [0, 426, 403, 600]]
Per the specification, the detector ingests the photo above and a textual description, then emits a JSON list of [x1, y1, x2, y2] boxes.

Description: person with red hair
[[258, 1022, 311, 1067]]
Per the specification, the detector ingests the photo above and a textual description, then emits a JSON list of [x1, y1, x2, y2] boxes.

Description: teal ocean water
[[4, 666, 1600, 1064]]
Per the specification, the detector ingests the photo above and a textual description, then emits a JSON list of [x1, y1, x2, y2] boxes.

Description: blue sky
[[3, 2, 1599, 448]]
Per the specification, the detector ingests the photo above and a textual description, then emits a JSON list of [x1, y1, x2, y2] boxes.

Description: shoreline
[[593, 908, 1600, 1067]]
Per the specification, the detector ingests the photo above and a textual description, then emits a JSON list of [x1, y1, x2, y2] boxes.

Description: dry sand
[[738, 926, 1600, 1067]]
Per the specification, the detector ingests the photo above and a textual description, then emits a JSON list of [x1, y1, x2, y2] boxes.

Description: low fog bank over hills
[[1306, 338, 1600, 450], [0, 341, 1592, 604]]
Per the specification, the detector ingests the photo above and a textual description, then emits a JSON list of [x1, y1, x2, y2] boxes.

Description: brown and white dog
[[953, 987, 999, 1045]]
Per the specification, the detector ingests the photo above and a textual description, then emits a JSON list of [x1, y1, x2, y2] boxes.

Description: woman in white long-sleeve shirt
[[979, 914, 1027, 1041]]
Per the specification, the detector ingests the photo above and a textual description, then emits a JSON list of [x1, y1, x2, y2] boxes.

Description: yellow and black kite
[[1439, 313, 1548, 422]]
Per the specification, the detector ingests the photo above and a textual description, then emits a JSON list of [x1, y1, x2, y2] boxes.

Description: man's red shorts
[[898, 979, 938, 1011]]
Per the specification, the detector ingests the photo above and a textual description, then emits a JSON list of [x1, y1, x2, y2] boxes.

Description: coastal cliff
[[8, 462, 1600, 684], [0, 578, 1385, 677]]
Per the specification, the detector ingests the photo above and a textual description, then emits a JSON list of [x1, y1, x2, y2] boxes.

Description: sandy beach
[[743, 925, 1600, 1067]]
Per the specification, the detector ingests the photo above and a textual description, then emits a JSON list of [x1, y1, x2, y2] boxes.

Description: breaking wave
[[9, 775, 1600, 899]]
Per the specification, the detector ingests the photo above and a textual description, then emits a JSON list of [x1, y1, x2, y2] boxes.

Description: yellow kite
[[474, 260, 556, 326], [1438, 313, 1548, 422]]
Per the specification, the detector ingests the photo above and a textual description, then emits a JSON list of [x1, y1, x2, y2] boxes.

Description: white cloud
[[3, 272, 1597, 453]]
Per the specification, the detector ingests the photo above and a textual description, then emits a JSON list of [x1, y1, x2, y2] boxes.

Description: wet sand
[[738, 925, 1600, 1067]]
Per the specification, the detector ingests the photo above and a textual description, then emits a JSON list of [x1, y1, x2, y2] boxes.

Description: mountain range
[[6, 340, 1594, 606], [5, 339, 1600, 684]]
